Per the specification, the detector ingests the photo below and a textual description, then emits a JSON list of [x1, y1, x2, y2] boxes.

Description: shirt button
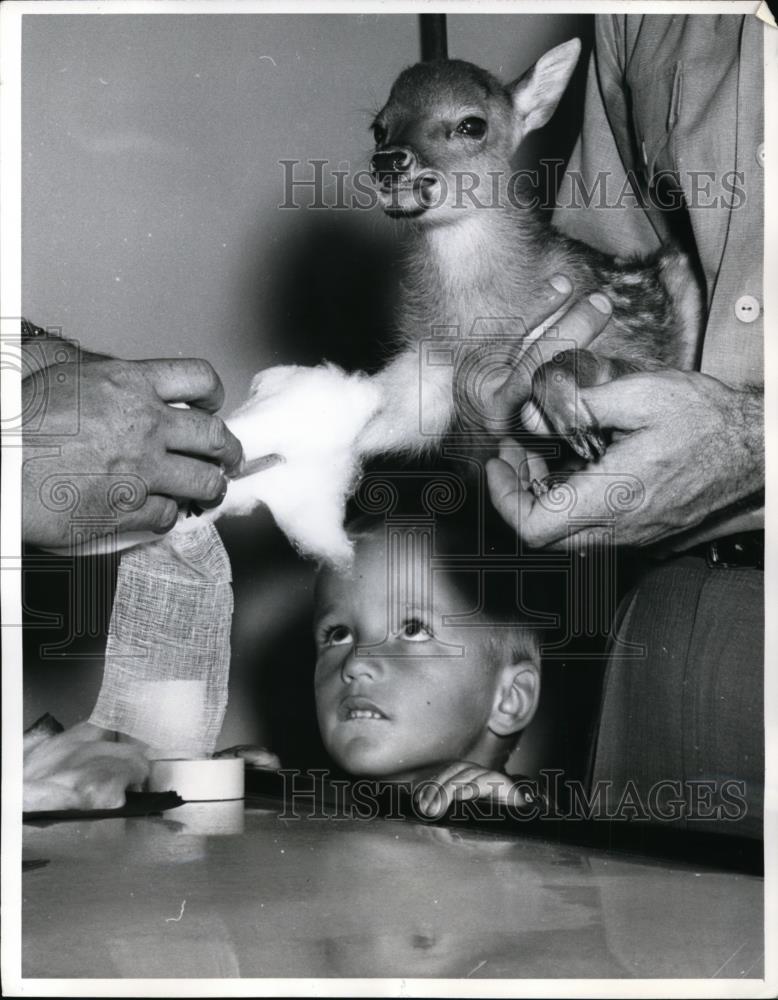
[[734, 295, 761, 323], [756, 143, 764, 168]]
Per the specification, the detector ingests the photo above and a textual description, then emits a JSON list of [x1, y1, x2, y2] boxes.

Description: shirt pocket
[[629, 59, 683, 181]]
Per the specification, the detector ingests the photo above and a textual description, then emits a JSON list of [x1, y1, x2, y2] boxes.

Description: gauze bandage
[[89, 520, 232, 756], [89, 363, 387, 754]]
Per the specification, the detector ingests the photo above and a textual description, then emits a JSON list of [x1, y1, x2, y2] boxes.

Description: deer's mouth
[[376, 174, 438, 217], [384, 206, 427, 219]]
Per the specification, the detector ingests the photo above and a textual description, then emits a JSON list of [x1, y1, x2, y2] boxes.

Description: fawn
[[357, 39, 703, 477], [116, 40, 705, 565]]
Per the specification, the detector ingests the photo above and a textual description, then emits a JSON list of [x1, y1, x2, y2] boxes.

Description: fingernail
[[588, 292, 612, 314], [550, 274, 572, 294]]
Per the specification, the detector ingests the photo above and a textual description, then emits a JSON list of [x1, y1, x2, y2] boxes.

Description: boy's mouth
[[339, 695, 389, 722]]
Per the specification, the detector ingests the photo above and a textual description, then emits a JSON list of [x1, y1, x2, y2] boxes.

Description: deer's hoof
[[566, 426, 606, 462]]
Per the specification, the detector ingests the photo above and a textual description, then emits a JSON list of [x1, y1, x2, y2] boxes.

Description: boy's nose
[[370, 147, 415, 182], [340, 650, 380, 683]]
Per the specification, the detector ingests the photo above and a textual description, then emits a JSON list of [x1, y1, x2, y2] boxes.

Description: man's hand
[[455, 275, 614, 435], [23, 721, 149, 812], [487, 370, 764, 549], [22, 357, 243, 548], [414, 761, 539, 819]]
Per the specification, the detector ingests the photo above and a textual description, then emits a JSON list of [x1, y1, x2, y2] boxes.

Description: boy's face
[[313, 530, 503, 780]]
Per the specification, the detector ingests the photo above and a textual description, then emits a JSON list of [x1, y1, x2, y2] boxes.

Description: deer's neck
[[400, 205, 549, 341]]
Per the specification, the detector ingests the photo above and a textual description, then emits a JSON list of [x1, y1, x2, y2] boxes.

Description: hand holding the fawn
[[486, 370, 764, 548], [465, 274, 615, 435]]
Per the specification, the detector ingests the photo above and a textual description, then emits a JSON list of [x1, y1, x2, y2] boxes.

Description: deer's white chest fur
[[403, 213, 535, 341]]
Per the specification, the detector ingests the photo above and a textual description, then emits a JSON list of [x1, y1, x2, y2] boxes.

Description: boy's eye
[[322, 624, 353, 646], [399, 618, 433, 643], [455, 116, 487, 139], [372, 122, 387, 146]]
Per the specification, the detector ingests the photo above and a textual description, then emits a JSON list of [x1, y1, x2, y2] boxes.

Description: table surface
[[22, 800, 764, 980]]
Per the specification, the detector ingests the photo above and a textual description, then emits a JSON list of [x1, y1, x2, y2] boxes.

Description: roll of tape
[[148, 757, 244, 801]]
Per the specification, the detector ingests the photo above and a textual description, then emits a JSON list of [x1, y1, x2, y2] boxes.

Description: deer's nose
[[370, 147, 415, 181]]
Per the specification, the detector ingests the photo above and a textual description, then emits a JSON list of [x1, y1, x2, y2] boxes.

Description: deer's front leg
[[529, 350, 640, 493]]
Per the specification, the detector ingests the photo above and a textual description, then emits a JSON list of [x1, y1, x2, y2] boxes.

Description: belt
[[686, 531, 764, 570]]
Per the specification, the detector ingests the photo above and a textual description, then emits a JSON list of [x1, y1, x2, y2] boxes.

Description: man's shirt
[[554, 14, 764, 390]]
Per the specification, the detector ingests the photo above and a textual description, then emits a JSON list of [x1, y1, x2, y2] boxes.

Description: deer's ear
[[509, 38, 581, 141]]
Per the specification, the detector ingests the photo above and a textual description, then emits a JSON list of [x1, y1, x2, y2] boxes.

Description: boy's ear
[[509, 38, 581, 143], [488, 660, 540, 738]]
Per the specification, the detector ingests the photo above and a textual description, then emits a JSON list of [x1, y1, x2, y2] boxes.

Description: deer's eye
[[372, 123, 387, 146], [455, 117, 487, 139]]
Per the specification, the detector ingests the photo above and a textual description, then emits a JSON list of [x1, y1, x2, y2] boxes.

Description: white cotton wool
[[82, 362, 388, 565], [214, 363, 383, 567]]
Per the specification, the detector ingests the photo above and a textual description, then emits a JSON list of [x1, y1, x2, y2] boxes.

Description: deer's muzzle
[[370, 148, 415, 184]]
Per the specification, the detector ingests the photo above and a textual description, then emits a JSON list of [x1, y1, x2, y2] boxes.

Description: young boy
[[311, 510, 548, 819]]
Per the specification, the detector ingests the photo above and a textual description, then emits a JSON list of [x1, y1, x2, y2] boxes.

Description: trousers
[[591, 555, 764, 839]]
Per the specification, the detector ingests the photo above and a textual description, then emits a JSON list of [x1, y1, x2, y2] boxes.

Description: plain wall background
[[23, 12, 591, 407], [22, 12, 597, 774]]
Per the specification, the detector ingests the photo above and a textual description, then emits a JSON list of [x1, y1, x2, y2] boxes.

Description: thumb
[[579, 376, 654, 431], [486, 456, 521, 532]]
